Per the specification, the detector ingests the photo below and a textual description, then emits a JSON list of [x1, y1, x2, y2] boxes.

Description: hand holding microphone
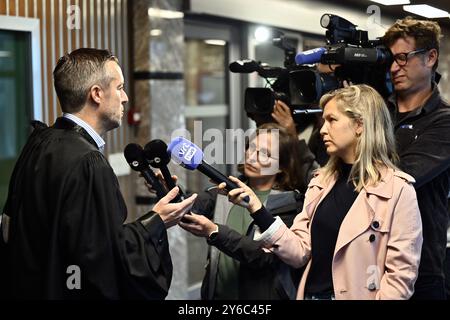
[[124, 143, 196, 226], [144, 139, 185, 202], [167, 137, 250, 204], [153, 186, 197, 228], [217, 177, 262, 213], [124, 143, 167, 199]]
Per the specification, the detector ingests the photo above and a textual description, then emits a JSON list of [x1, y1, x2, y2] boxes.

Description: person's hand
[[342, 80, 353, 87], [316, 63, 340, 73], [179, 213, 217, 238], [153, 186, 197, 228], [220, 176, 263, 214], [271, 100, 297, 137]]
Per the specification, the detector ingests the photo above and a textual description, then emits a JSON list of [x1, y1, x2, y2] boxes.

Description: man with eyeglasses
[[383, 17, 450, 300]]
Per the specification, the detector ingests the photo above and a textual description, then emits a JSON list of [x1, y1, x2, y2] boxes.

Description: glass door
[[0, 30, 32, 211], [183, 18, 242, 296]]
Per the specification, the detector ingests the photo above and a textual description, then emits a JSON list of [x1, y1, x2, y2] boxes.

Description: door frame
[[0, 15, 42, 121]]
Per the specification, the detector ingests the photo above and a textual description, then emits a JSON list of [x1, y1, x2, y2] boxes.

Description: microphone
[[144, 139, 185, 202], [295, 47, 326, 65], [229, 59, 261, 73], [124, 143, 167, 200], [167, 137, 250, 203]]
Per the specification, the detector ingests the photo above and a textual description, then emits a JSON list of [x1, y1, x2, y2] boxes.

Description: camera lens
[[320, 14, 331, 28]]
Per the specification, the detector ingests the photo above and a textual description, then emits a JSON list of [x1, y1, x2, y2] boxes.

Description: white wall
[[191, 0, 395, 39]]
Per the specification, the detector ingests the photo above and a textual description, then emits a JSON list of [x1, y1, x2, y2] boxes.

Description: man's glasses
[[392, 48, 427, 67]]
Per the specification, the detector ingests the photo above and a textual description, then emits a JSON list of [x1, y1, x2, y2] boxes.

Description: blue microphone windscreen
[[295, 47, 326, 65], [167, 137, 204, 170]]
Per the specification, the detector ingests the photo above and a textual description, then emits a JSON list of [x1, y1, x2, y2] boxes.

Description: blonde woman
[[225, 84, 423, 300]]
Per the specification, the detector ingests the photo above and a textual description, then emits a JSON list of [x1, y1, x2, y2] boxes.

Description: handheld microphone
[[124, 143, 167, 200], [229, 59, 260, 73], [295, 47, 326, 65], [144, 139, 185, 202], [167, 137, 250, 203]]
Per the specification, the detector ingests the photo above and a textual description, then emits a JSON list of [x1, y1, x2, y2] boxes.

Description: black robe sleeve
[[59, 151, 171, 299]]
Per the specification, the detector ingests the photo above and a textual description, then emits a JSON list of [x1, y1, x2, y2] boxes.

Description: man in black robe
[[0, 48, 197, 299]]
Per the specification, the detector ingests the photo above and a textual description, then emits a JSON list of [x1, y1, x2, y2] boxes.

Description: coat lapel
[[334, 168, 395, 255], [303, 174, 336, 219]]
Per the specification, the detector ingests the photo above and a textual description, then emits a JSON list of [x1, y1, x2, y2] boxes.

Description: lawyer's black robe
[[1, 118, 172, 299]]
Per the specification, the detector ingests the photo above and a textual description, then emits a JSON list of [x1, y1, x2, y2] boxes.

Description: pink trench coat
[[256, 168, 423, 300]]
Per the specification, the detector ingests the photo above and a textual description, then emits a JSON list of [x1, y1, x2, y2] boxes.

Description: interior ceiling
[[337, 0, 450, 29], [281, 0, 450, 29]]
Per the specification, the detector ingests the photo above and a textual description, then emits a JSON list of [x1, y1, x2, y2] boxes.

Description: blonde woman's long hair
[[319, 84, 399, 192]]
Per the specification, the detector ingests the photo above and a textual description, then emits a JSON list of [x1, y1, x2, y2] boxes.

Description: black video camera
[[229, 34, 321, 121], [292, 14, 394, 104], [230, 14, 394, 125]]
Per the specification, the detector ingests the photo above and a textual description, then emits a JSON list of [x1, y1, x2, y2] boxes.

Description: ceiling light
[[148, 8, 184, 19], [370, 0, 410, 5], [403, 5, 449, 18], [150, 29, 162, 36], [254, 27, 270, 43], [204, 39, 226, 46]]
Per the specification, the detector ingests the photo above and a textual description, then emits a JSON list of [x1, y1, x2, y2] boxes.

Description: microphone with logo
[[167, 137, 250, 204], [124, 143, 167, 200], [295, 47, 326, 65], [144, 139, 185, 203]]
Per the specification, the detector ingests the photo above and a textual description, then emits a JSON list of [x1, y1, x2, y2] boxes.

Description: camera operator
[[383, 17, 450, 300], [272, 99, 329, 167]]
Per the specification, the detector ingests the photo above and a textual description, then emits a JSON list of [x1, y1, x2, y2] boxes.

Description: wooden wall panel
[[1, 0, 131, 153], [1, 0, 133, 207], [0, 2, 6, 15]]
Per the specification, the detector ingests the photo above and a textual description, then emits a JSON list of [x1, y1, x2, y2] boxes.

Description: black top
[[0, 118, 172, 299], [396, 111, 411, 124], [388, 85, 450, 281], [305, 163, 358, 295]]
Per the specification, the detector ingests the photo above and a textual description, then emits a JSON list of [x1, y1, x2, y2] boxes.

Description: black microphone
[[167, 137, 250, 204], [144, 139, 185, 202], [229, 59, 261, 73], [124, 143, 167, 200]]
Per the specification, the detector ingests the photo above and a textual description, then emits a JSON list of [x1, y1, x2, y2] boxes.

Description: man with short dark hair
[[383, 17, 450, 300], [0, 48, 197, 299]]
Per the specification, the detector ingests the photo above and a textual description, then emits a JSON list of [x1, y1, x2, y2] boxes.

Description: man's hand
[[179, 213, 217, 238], [219, 176, 263, 214], [271, 100, 297, 137], [153, 187, 197, 228], [316, 63, 340, 73]]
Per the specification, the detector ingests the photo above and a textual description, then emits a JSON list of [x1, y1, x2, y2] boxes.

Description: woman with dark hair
[[179, 123, 308, 300]]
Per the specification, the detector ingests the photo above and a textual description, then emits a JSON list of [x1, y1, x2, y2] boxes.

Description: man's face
[[389, 36, 433, 94], [99, 61, 129, 131]]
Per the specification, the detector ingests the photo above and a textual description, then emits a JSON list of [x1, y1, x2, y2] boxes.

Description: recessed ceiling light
[[148, 8, 184, 19], [254, 27, 270, 42], [204, 40, 226, 46], [403, 4, 449, 18], [370, 0, 410, 5], [150, 29, 162, 37]]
